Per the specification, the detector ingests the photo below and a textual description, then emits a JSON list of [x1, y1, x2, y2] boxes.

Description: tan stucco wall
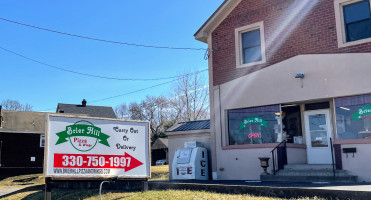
[[220, 53, 371, 110], [0, 111, 46, 133], [212, 53, 371, 180], [167, 132, 211, 180], [287, 148, 307, 164], [341, 144, 371, 182]]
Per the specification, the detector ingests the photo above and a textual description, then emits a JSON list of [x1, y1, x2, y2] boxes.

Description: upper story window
[[235, 22, 266, 68], [344, 0, 371, 42], [335, 0, 371, 47]]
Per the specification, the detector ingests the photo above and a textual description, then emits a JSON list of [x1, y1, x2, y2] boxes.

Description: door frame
[[304, 109, 333, 164]]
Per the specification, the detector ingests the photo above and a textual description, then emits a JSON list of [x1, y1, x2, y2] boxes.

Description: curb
[[149, 182, 371, 200]]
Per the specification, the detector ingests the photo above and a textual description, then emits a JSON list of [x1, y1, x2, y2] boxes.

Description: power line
[[0, 17, 206, 51], [34, 68, 208, 111], [0, 45, 208, 81], [35, 78, 180, 112], [90, 79, 178, 103]]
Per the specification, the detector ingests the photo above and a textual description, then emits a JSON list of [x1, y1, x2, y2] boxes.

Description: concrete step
[[261, 174, 358, 183], [276, 169, 349, 177], [284, 164, 333, 170]]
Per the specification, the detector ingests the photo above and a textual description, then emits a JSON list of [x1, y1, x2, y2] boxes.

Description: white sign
[[44, 114, 150, 179]]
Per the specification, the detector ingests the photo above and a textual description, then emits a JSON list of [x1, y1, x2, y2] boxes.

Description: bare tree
[[171, 69, 209, 122], [114, 103, 129, 119], [117, 96, 176, 143], [1, 99, 33, 111]]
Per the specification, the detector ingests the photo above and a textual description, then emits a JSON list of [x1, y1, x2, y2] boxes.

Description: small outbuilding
[[0, 108, 46, 174], [151, 138, 168, 166], [166, 120, 211, 179]]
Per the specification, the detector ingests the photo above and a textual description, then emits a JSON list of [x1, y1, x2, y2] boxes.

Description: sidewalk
[[0, 187, 25, 197], [149, 180, 371, 200]]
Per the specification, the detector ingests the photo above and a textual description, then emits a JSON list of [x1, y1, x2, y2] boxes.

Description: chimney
[[82, 99, 87, 107]]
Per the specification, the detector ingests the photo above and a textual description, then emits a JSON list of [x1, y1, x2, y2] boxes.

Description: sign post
[[44, 114, 150, 199]]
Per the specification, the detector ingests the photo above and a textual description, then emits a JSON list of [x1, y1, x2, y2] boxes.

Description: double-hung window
[[235, 22, 266, 68], [335, 0, 371, 47], [242, 29, 262, 64], [343, 0, 371, 42]]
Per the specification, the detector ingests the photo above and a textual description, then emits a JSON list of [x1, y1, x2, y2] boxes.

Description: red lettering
[[187, 167, 192, 174], [248, 133, 261, 138]]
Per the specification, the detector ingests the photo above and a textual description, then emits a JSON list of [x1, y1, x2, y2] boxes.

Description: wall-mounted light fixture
[[295, 72, 305, 79], [295, 72, 305, 88]]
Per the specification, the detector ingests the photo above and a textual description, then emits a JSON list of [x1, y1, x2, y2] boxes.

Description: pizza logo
[[55, 120, 110, 152]]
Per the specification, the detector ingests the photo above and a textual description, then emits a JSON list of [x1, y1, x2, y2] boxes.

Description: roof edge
[[194, 0, 241, 43]]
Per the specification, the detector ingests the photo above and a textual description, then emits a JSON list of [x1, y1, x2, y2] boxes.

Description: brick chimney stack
[[82, 99, 87, 107]]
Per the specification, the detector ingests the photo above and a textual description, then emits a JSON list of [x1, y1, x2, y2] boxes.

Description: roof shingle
[[56, 103, 116, 119]]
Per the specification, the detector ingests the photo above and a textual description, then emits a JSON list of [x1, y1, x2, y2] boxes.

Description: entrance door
[[304, 109, 332, 164]]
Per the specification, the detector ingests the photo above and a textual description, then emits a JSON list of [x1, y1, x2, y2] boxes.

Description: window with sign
[[227, 105, 281, 145], [335, 94, 371, 140]]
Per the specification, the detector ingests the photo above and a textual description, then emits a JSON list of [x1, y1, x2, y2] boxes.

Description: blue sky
[[0, 0, 223, 112]]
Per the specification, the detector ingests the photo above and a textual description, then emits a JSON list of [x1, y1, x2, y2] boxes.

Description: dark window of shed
[[242, 29, 262, 64], [343, 0, 371, 42]]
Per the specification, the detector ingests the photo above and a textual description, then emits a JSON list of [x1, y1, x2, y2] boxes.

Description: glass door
[[304, 109, 332, 164]]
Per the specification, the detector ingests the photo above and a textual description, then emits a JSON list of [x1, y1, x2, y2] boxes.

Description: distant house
[[166, 120, 211, 180], [151, 138, 168, 166], [0, 107, 46, 174], [56, 99, 116, 119]]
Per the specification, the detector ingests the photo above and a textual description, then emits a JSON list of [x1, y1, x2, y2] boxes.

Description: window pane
[[346, 19, 371, 41], [228, 105, 281, 145], [335, 94, 371, 140], [243, 46, 262, 64], [308, 114, 328, 147], [242, 29, 261, 48], [344, 1, 371, 24]]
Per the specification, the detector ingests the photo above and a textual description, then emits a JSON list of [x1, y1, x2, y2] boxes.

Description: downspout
[[0, 105, 2, 128]]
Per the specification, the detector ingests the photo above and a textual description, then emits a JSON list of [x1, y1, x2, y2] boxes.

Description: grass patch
[[2, 189, 326, 200], [150, 165, 169, 181], [0, 173, 44, 187], [0, 167, 325, 199]]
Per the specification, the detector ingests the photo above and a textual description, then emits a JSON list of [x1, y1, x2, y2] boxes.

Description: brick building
[[195, 0, 371, 182]]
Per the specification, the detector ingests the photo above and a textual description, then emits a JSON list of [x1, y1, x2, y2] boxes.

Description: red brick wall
[[212, 0, 371, 86]]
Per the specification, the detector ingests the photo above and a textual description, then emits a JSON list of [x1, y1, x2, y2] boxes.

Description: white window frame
[[335, 0, 371, 48], [235, 21, 266, 68], [40, 135, 45, 147]]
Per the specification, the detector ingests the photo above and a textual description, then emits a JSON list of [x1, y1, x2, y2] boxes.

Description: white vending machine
[[172, 142, 209, 180]]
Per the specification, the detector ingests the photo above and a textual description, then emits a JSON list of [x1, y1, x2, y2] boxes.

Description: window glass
[[346, 20, 371, 41], [241, 29, 262, 64], [242, 29, 261, 48], [343, 0, 371, 42], [344, 1, 370, 23], [335, 94, 371, 140], [40, 135, 45, 147], [228, 105, 281, 145], [243, 46, 262, 64]]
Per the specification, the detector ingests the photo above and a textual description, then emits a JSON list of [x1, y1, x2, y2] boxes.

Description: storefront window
[[228, 105, 281, 145], [335, 94, 371, 140]]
